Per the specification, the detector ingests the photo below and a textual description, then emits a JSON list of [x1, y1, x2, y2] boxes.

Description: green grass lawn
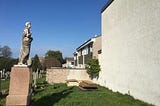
[[0, 78, 10, 105], [0, 75, 152, 106], [31, 76, 152, 106]]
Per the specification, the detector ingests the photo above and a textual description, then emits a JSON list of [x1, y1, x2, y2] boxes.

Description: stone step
[[79, 80, 98, 90]]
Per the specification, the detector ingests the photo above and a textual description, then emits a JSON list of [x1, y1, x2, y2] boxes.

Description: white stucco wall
[[99, 0, 160, 105], [93, 36, 102, 58]]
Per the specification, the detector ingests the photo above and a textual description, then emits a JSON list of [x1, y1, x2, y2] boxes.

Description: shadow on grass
[[32, 87, 73, 106], [0, 93, 8, 106], [0, 93, 8, 99]]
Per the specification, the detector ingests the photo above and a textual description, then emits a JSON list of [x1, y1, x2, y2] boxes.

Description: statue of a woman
[[18, 22, 33, 66]]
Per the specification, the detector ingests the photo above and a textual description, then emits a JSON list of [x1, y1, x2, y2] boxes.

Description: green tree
[[32, 54, 42, 72], [0, 57, 18, 71], [86, 59, 101, 79], [45, 50, 64, 64], [0, 45, 12, 58]]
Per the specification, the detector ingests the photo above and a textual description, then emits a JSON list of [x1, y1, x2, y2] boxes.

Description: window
[[71, 62, 74, 65], [82, 47, 88, 55], [78, 51, 82, 56]]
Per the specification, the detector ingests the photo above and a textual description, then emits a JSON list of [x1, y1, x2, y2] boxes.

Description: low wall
[[67, 69, 90, 81], [46, 68, 90, 83]]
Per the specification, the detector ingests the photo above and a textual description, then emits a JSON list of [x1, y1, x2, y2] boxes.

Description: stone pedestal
[[6, 67, 32, 106]]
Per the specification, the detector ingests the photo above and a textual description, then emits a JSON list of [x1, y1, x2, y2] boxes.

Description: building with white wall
[[74, 35, 101, 68], [62, 57, 74, 68], [98, 0, 160, 105]]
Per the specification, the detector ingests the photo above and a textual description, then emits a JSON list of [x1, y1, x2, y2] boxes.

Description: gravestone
[[6, 22, 33, 106], [0, 69, 5, 79], [39, 70, 43, 78], [4, 71, 10, 79], [32, 70, 38, 88], [3, 69, 5, 78], [0, 70, 2, 79]]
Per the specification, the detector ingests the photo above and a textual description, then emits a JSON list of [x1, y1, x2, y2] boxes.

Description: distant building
[[62, 57, 74, 68], [74, 35, 101, 68]]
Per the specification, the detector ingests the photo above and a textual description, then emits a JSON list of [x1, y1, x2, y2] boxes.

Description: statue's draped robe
[[19, 28, 32, 65]]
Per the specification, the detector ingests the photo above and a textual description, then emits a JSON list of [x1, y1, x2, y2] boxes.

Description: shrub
[[86, 59, 101, 79]]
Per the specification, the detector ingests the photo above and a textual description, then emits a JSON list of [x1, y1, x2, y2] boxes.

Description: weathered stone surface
[[66, 79, 79, 86], [6, 67, 32, 106], [6, 95, 30, 106], [46, 68, 70, 83], [46, 68, 90, 83]]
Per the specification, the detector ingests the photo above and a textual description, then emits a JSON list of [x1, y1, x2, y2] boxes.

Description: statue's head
[[25, 22, 31, 28]]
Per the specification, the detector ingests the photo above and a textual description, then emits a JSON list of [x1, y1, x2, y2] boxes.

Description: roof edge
[[76, 35, 101, 51], [101, 0, 114, 13], [76, 38, 92, 51]]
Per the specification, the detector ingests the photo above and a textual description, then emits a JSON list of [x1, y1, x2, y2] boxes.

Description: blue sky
[[0, 0, 108, 58]]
